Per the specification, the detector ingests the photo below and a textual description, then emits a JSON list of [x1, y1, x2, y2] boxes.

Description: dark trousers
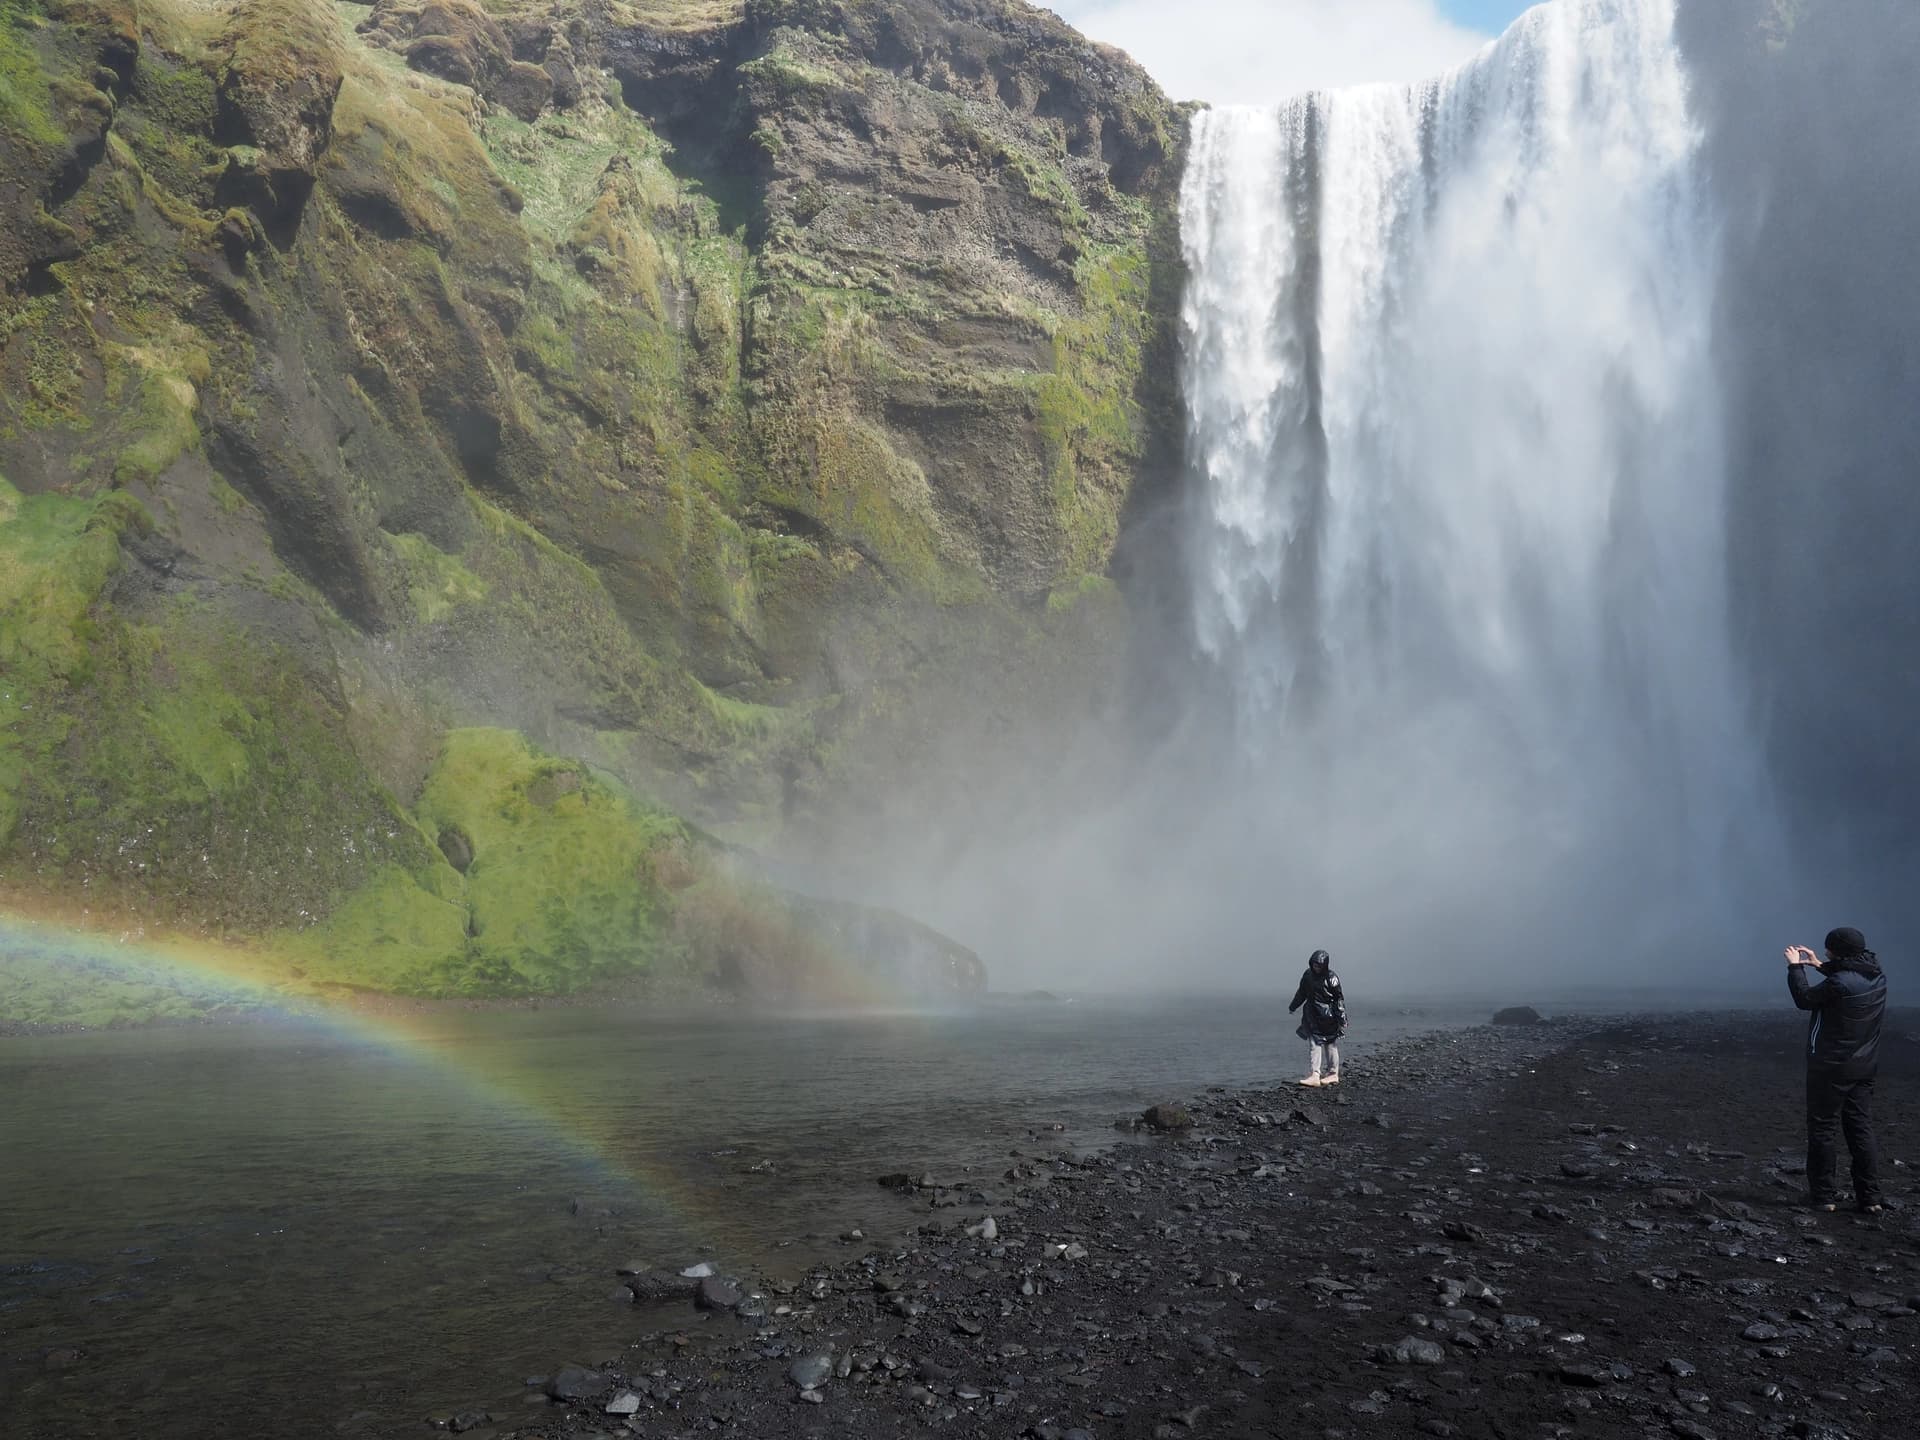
[[1806, 1069, 1882, 1206]]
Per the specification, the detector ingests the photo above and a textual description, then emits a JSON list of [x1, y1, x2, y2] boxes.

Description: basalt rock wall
[[0, 0, 1185, 1003]]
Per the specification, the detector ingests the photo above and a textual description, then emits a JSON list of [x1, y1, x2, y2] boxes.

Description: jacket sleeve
[[1288, 974, 1308, 1013], [1788, 964, 1834, 1011]]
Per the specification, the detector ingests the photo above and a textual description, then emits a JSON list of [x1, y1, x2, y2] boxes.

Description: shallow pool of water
[[0, 996, 1476, 1437]]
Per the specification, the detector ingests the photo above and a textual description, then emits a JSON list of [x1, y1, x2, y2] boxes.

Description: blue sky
[[1443, 0, 1533, 30], [1052, 0, 1542, 104]]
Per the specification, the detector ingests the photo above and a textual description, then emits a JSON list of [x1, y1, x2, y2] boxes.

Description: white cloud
[[1049, 0, 1496, 106]]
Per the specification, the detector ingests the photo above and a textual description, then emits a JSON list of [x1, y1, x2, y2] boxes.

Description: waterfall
[[1176, 0, 1789, 965]]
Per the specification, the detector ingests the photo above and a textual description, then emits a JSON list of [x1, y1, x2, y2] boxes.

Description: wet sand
[[491, 1010, 1918, 1439]]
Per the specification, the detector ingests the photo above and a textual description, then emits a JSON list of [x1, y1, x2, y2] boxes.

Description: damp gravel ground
[[484, 1010, 1920, 1440]]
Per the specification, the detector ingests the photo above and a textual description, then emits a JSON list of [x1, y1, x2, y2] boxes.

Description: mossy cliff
[[0, 0, 1184, 1010]]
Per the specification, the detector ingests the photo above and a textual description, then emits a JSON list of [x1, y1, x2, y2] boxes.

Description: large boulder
[[1492, 1006, 1545, 1026]]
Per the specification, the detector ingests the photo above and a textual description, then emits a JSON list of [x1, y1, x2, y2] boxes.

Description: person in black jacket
[[1289, 949, 1347, 1087], [1785, 927, 1888, 1213]]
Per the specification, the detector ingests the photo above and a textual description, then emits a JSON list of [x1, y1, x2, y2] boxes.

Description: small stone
[[1380, 1335, 1447, 1365], [967, 1216, 999, 1241], [1741, 1323, 1781, 1342], [789, 1354, 834, 1390], [1665, 1358, 1698, 1378], [604, 1393, 639, 1416], [1142, 1104, 1192, 1132], [1492, 1006, 1544, 1025], [695, 1275, 743, 1311]]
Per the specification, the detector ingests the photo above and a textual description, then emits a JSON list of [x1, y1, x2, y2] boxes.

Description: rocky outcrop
[[214, 0, 345, 235], [0, 0, 1182, 1005], [0, 0, 135, 289], [358, 0, 556, 121]]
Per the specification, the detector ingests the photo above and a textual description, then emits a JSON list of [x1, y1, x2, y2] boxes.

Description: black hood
[[1824, 951, 1883, 980]]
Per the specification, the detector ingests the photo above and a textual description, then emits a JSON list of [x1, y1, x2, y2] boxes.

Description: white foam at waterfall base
[[1175, 0, 1797, 978]]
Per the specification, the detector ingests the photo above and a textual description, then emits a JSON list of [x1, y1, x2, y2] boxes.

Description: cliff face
[[0, 0, 1182, 1003]]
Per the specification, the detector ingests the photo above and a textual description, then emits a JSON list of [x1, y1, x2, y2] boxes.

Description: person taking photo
[[1785, 927, 1888, 1214]]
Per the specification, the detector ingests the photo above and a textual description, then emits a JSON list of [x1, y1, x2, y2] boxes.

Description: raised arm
[[1788, 958, 1833, 1011]]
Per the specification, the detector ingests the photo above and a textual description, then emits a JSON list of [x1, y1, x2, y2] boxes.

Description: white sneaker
[[1299, 1076, 1323, 1087], [1322, 1074, 1341, 1085]]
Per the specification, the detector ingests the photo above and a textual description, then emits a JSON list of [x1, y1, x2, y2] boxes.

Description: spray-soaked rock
[[545, 1367, 609, 1402], [695, 1276, 744, 1311]]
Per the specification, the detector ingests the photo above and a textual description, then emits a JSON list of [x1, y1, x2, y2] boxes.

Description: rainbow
[[0, 910, 737, 1260]]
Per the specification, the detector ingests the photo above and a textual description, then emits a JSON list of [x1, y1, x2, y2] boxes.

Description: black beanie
[[1824, 926, 1868, 959]]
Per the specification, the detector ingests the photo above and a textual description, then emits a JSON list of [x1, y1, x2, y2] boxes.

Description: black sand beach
[[495, 1010, 1919, 1440]]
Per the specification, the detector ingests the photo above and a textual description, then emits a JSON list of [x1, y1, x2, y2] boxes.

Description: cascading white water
[[1178, 0, 1790, 965]]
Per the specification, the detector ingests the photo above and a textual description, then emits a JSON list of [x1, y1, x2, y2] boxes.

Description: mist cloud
[[1049, 0, 1495, 104]]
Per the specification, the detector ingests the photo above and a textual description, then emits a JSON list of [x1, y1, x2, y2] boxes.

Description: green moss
[[1045, 573, 1120, 614], [384, 530, 487, 623], [0, 483, 125, 676], [0, 485, 148, 842], [119, 54, 224, 204], [1037, 243, 1153, 577], [414, 728, 683, 993], [687, 446, 741, 506], [111, 356, 204, 484], [738, 43, 841, 102], [0, 0, 62, 148], [210, 473, 247, 515], [277, 862, 469, 994], [131, 52, 216, 134], [760, 412, 976, 601], [13, 298, 96, 434], [4, 582, 434, 933]]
